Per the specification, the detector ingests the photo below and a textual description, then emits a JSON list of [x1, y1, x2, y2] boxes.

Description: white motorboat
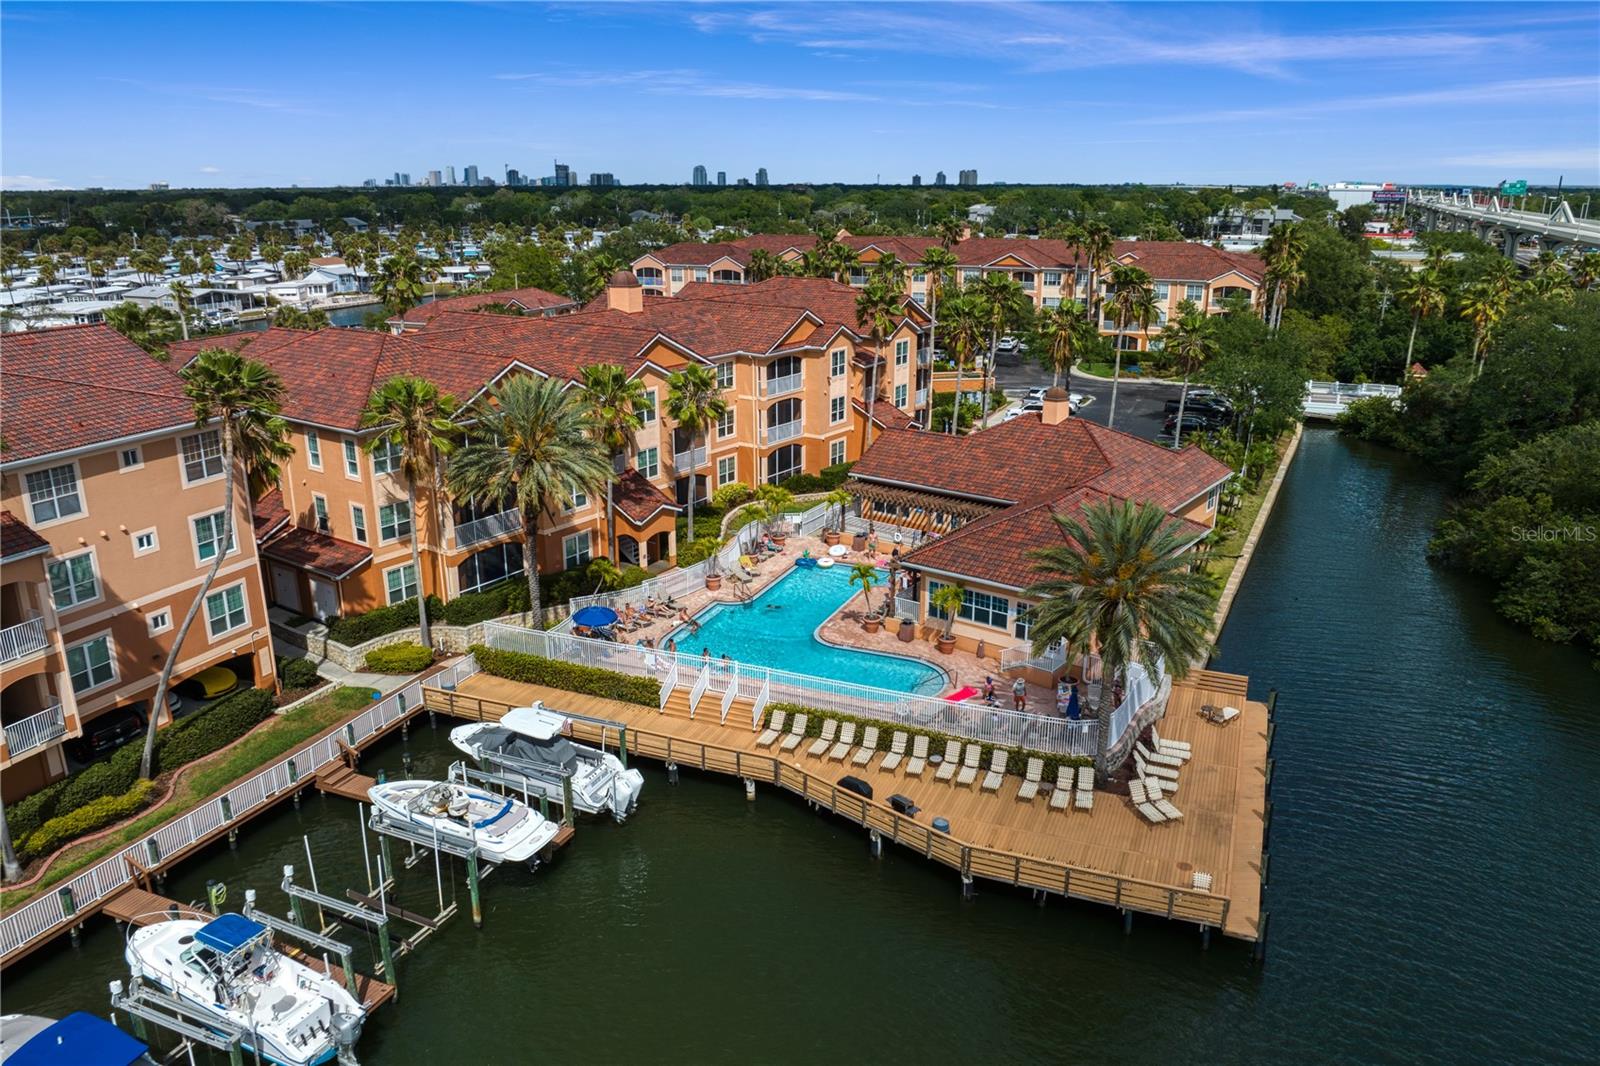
[[367, 779, 560, 863], [449, 703, 643, 821], [124, 914, 363, 1066]]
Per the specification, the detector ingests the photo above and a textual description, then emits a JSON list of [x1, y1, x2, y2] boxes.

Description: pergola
[[843, 478, 999, 534]]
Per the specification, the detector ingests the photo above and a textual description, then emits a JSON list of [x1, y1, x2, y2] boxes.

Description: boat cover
[[195, 913, 267, 954], [477, 728, 577, 770], [6, 1012, 148, 1066]]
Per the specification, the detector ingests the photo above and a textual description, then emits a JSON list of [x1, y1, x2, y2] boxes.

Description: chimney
[[1042, 386, 1071, 426], [604, 269, 643, 314]]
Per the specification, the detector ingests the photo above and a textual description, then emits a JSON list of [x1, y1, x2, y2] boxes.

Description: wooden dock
[[425, 670, 1269, 943]]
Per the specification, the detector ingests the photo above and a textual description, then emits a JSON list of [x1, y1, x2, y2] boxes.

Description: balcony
[[916, 388, 929, 406], [0, 617, 48, 665], [763, 420, 803, 446], [763, 372, 803, 398], [4, 704, 66, 759], [454, 507, 521, 549], [672, 445, 708, 471]]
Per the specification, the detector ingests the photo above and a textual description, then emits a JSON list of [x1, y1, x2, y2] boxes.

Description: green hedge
[[322, 579, 535, 646], [764, 702, 1090, 781], [773, 462, 854, 495], [19, 780, 159, 859], [470, 644, 659, 707], [325, 595, 445, 644], [364, 642, 434, 674], [277, 656, 322, 691]]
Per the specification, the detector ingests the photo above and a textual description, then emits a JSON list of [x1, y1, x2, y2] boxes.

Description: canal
[[4, 429, 1596, 1063]]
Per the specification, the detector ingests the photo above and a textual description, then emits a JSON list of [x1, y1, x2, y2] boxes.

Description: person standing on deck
[[1012, 677, 1027, 713]]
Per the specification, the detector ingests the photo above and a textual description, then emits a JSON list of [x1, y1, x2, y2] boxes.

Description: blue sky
[[3, 1, 1596, 190]]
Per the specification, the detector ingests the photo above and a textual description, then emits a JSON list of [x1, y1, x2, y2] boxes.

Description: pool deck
[[423, 668, 1269, 944]]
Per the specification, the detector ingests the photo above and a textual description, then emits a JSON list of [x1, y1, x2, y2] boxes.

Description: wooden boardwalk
[[424, 669, 1269, 942]]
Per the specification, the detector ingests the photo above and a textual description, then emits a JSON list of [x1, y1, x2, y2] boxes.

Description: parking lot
[[989, 343, 1185, 443]]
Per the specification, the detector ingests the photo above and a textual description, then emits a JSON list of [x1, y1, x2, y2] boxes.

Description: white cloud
[[199, 165, 222, 174], [0, 174, 65, 190], [1131, 76, 1600, 125]]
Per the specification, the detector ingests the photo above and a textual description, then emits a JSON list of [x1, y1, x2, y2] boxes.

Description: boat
[[1, 1012, 151, 1066], [448, 703, 644, 821], [367, 779, 560, 863], [123, 914, 363, 1066]]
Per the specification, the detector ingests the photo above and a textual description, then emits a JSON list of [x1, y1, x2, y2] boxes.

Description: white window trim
[[179, 429, 226, 488], [636, 447, 659, 480], [204, 579, 251, 640], [1206, 484, 1221, 512], [717, 456, 738, 487], [146, 608, 173, 636], [65, 630, 118, 695], [48, 547, 104, 614], [639, 389, 657, 425], [830, 349, 846, 377], [188, 508, 240, 568], [132, 527, 160, 557], [23, 460, 86, 529], [716, 362, 735, 390], [378, 500, 413, 545], [829, 439, 847, 466], [311, 493, 330, 533], [118, 446, 144, 473], [342, 438, 362, 480], [562, 531, 592, 570], [382, 562, 419, 606], [306, 428, 323, 470], [830, 396, 846, 425], [350, 503, 368, 544], [718, 409, 735, 439]]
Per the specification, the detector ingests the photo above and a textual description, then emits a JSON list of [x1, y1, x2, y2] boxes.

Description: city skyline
[[1, 2, 1597, 190]]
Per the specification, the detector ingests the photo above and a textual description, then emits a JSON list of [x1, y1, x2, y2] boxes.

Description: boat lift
[[364, 799, 494, 930], [448, 757, 578, 828]]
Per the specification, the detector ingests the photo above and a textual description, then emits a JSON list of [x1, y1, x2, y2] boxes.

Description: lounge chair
[[779, 713, 808, 752], [1135, 740, 1184, 770], [1016, 757, 1045, 801], [1049, 766, 1073, 809], [829, 722, 857, 761], [879, 730, 908, 771], [933, 740, 963, 781], [980, 749, 1008, 792], [756, 710, 787, 748], [904, 735, 931, 776], [1199, 703, 1240, 725], [1128, 779, 1166, 823], [1150, 725, 1192, 759], [955, 743, 982, 787], [852, 726, 880, 766], [807, 719, 839, 758], [1146, 777, 1184, 820], [1134, 751, 1180, 785], [1075, 766, 1094, 810]]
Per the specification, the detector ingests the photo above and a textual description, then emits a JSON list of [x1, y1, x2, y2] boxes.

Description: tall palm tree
[[140, 351, 286, 779], [1105, 263, 1155, 429], [855, 280, 902, 448], [575, 364, 647, 561], [1159, 299, 1216, 448], [1260, 221, 1308, 332], [1572, 250, 1600, 291], [168, 280, 193, 341], [826, 243, 861, 285], [917, 246, 959, 425], [664, 365, 728, 542], [975, 272, 1030, 420], [1037, 301, 1095, 388], [939, 293, 984, 434], [1023, 499, 1213, 781], [1079, 221, 1115, 327], [447, 376, 613, 626], [1398, 268, 1447, 371], [1458, 280, 1505, 380], [360, 376, 459, 648], [374, 253, 426, 315], [872, 252, 906, 288], [747, 248, 780, 282], [935, 217, 966, 250]]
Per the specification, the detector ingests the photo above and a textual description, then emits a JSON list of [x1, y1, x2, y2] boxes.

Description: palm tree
[[747, 248, 780, 282], [1458, 280, 1505, 380], [1079, 221, 1115, 327], [374, 253, 426, 315], [848, 562, 881, 617], [1572, 251, 1600, 291], [1260, 221, 1308, 332], [917, 246, 959, 424], [168, 280, 193, 341], [855, 280, 902, 448], [1105, 263, 1155, 428], [975, 272, 1029, 420], [447, 376, 613, 627], [575, 364, 647, 561], [664, 365, 728, 542], [360, 376, 459, 648], [1023, 499, 1214, 781], [935, 217, 965, 250], [1037, 301, 1096, 388], [872, 252, 906, 288], [940, 293, 984, 434], [0, 794, 19, 881], [824, 487, 853, 533], [1528, 259, 1573, 299], [140, 351, 286, 780], [826, 243, 861, 285], [1159, 300, 1216, 448], [1398, 268, 1447, 371]]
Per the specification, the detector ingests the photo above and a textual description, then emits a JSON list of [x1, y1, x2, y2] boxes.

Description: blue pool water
[[669, 563, 947, 695]]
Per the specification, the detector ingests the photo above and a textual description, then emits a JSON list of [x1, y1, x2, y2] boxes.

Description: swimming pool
[[668, 563, 947, 695]]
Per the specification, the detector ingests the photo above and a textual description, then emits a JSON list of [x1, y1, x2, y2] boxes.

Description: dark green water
[[5, 429, 1597, 1063]]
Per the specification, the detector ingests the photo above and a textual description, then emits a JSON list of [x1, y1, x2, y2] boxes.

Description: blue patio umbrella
[[571, 605, 619, 628], [1066, 686, 1081, 720]]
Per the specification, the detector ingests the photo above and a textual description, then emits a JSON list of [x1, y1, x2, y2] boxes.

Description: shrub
[[540, 565, 598, 606], [154, 688, 276, 771], [711, 482, 753, 509], [364, 642, 434, 674], [278, 656, 322, 691], [20, 780, 158, 860], [57, 749, 141, 812], [325, 595, 445, 645], [438, 581, 520, 625], [676, 536, 720, 566], [471, 644, 659, 707], [618, 565, 650, 589]]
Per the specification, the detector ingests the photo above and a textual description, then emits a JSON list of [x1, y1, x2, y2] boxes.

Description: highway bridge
[[1410, 193, 1600, 258]]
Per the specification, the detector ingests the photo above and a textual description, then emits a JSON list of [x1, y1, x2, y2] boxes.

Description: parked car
[[1163, 412, 1225, 435], [1165, 395, 1232, 416], [179, 665, 239, 700], [68, 704, 150, 762], [996, 335, 1020, 353]]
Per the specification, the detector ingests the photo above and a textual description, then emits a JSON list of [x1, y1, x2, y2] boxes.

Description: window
[[193, 511, 237, 562], [180, 430, 224, 484], [48, 552, 99, 609], [1043, 271, 1061, 287], [894, 384, 908, 408], [716, 362, 734, 390], [895, 339, 909, 365], [306, 429, 322, 469], [927, 581, 1010, 629], [562, 532, 591, 570], [384, 564, 418, 606], [205, 584, 247, 637], [1154, 282, 1170, 302], [1043, 297, 1061, 308], [830, 396, 846, 424], [379, 501, 412, 542], [912, 271, 926, 283], [563, 489, 588, 513], [1186, 283, 1205, 302], [670, 267, 684, 283], [718, 456, 737, 486], [717, 409, 735, 439], [66, 634, 114, 693], [1206, 484, 1221, 512], [133, 528, 159, 555], [311, 495, 330, 533], [830, 349, 846, 377], [456, 542, 524, 594], [343, 439, 361, 478], [963, 269, 981, 283], [147, 609, 172, 636], [119, 447, 143, 470], [371, 438, 403, 475], [693, 267, 708, 282], [1013, 606, 1031, 640], [638, 390, 656, 424], [829, 439, 846, 466], [636, 447, 659, 479], [351, 504, 368, 543], [25, 464, 83, 524]]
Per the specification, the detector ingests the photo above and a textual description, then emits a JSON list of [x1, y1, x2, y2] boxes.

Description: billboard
[[1371, 189, 1407, 204], [1500, 180, 1528, 196]]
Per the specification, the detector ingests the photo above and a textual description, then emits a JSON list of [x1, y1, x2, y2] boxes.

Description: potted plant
[[704, 552, 723, 591], [930, 582, 964, 654], [822, 488, 853, 547], [850, 562, 883, 633], [756, 483, 795, 546]]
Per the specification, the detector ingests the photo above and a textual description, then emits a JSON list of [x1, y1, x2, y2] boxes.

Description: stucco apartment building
[[1, 326, 276, 800], [174, 272, 928, 623], [632, 234, 1264, 353]]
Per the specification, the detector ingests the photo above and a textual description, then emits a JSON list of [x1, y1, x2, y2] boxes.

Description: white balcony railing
[[915, 388, 929, 406], [763, 372, 803, 398], [0, 618, 49, 665], [672, 446, 708, 471], [4, 704, 67, 758], [454, 507, 521, 549], [764, 420, 803, 445]]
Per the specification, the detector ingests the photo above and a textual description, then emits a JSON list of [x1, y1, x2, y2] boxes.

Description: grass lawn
[[1, 687, 373, 912], [1203, 432, 1292, 592]]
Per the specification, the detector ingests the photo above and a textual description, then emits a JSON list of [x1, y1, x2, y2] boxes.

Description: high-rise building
[[554, 162, 572, 186], [911, 174, 922, 187], [506, 168, 522, 186], [958, 169, 978, 186], [464, 165, 479, 186], [755, 167, 769, 186], [400, 172, 412, 186], [363, 178, 378, 187], [692, 165, 708, 186], [445, 165, 457, 185], [427, 170, 442, 186], [717, 171, 726, 186], [393, 172, 404, 187], [589, 173, 617, 187], [934, 171, 947, 186], [736, 177, 751, 187]]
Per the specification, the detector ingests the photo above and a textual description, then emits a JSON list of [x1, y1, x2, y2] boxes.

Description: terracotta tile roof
[[613, 468, 682, 526], [252, 488, 291, 543], [1077, 421, 1233, 510], [842, 235, 943, 261], [851, 418, 1114, 504], [388, 285, 576, 327], [852, 399, 921, 431], [260, 525, 372, 579], [0, 511, 51, 561], [0, 324, 195, 463], [1113, 242, 1264, 284], [642, 234, 819, 267]]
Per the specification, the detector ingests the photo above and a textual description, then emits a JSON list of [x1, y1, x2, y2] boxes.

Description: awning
[[262, 525, 373, 580], [843, 478, 999, 530]]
